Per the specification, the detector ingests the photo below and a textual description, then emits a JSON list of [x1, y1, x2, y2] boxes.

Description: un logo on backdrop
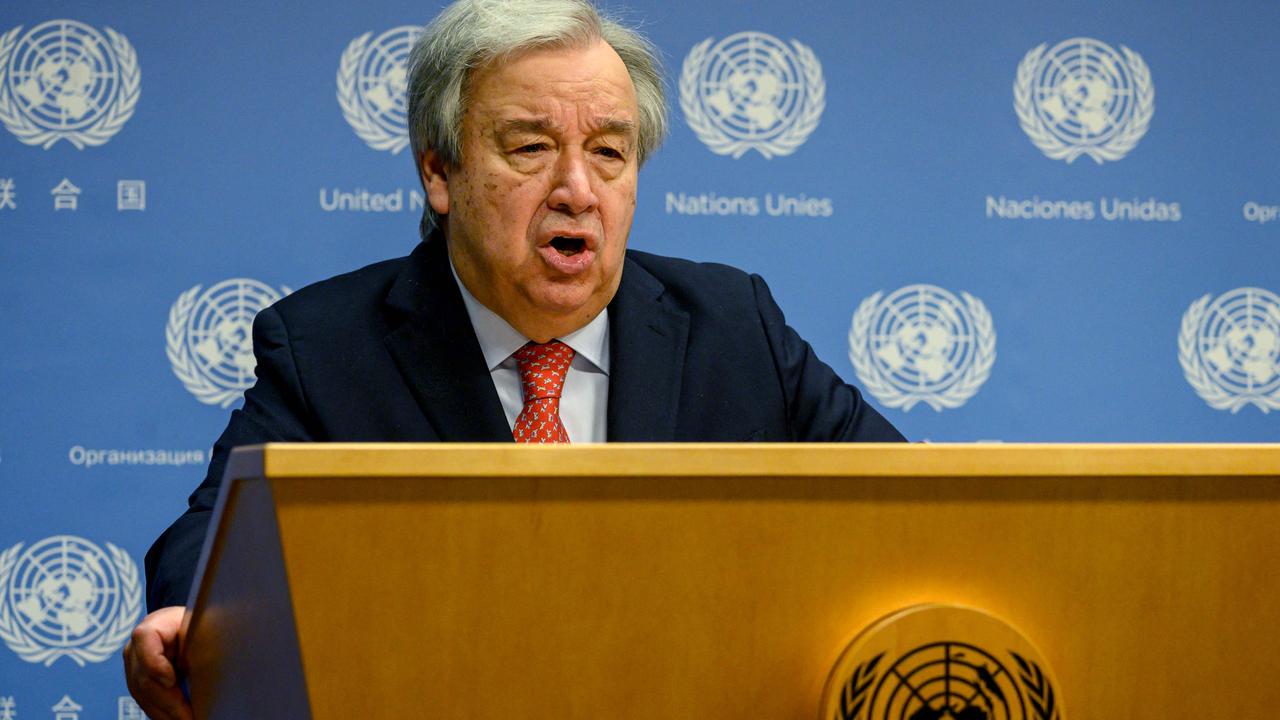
[[167, 278, 291, 408], [1179, 287, 1280, 413], [337, 25, 422, 154], [680, 31, 825, 159], [849, 285, 995, 411], [0, 20, 140, 150], [0, 536, 140, 666], [1014, 37, 1153, 164]]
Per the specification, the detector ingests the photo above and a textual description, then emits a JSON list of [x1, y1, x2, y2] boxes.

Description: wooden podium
[[181, 443, 1280, 719]]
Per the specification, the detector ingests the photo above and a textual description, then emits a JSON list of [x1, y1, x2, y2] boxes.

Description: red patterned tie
[[513, 341, 575, 443]]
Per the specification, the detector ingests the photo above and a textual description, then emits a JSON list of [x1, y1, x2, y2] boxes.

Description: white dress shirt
[[450, 262, 610, 443]]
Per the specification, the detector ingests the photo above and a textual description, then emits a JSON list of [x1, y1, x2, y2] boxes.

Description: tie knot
[[514, 340, 574, 401]]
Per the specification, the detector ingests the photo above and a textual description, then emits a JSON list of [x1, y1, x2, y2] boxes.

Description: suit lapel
[[606, 257, 690, 441], [382, 236, 512, 442]]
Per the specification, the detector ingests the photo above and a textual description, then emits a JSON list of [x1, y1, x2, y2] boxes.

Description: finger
[[131, 623, 179, 688], [126, 667, 191, 720], [124, 608, 193, 720], [123, 638, 146, 696], [132, 678, 194, 720]]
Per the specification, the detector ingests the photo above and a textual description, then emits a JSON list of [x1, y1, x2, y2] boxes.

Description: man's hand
[[123, 605, 193, 720]]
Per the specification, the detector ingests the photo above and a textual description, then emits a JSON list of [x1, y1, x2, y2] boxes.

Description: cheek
[[601, 186, 635, 269], [487, 178, 549, 264], [607, 182, 638, 229], [459, 173, 522, 234]]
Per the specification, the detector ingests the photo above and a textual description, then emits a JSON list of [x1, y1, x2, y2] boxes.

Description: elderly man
[[124, 0, 904, 716]]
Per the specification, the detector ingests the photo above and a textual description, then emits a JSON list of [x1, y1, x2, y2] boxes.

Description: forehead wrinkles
[[471, 73, 636, 125], [460, 43, 640, 152], [486, 73, 634, 118], [493, 108, 636, 140]]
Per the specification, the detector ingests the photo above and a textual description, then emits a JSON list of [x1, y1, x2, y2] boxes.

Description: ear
[[419, 149, 450, 216]]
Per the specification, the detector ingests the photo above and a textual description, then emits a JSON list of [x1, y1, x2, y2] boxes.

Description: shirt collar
[[449, 256, 610, 374]]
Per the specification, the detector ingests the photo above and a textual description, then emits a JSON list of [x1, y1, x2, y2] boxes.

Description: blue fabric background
[[1, 0, 1276, 709]]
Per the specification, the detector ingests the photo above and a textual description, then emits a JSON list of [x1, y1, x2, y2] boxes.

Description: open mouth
[[537, 231, 596, 275], [549, 236, 587, 256]]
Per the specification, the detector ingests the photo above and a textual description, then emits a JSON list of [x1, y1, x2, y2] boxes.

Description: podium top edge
[[224, 443, 1280, 479]]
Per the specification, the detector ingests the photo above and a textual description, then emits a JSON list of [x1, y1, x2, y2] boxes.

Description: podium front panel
[[184, 444, 1280, 719]]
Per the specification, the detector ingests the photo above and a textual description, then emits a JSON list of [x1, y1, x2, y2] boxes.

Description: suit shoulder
[[624, 249, 757, 296], [262, 252, 412, 340], [620, 249, 772, 333], [275, 254, 409, 316]]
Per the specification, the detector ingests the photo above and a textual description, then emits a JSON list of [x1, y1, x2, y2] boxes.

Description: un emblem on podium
[[1014, 37, 1153, 164], [679, 31, 825, 159], [167, 278, 291, 408], [821, 605, 1063, 720], [337, 25, 422, 154], [0, 536, 141, 666], [1179, 287, 1280, 413], [849, 285, 995, 412], [0, 20, 140, 149]]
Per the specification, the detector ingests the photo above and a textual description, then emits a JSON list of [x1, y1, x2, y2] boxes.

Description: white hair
[[406, 0, 667, 234]]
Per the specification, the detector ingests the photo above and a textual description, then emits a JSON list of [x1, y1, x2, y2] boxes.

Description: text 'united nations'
[[319, 188, 426, 213], [986, 195, 1182, 222], [665, 191, 833, 217]]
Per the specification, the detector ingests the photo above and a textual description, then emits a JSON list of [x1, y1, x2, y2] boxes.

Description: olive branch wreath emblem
[[1178, 293, 1280, 414], [0, 24, 141, 150], [166, 283, 291, 409], [849, 290, 996, 412], [167, 284, 243, 408], [832, 652, 883, 720], [1010, 651, 1060, 720], [832, 650, 1058, 719], [1013, 41, 1154, 164], [0, 540, 141, 666], [679, 35, 825, 159], [337, 30, 411, 154]]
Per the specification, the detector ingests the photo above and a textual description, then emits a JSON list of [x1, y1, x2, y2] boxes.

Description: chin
[[534, 294, 594, 318], [530, 284, 601, 317]]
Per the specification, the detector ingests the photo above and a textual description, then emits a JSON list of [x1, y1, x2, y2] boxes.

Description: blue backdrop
[[2, 0, 1277, 711]]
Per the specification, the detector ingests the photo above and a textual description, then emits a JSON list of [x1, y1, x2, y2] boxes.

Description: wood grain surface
[[187, 444, 1280, 719]]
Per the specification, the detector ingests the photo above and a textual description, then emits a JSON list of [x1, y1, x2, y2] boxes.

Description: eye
[[516, 143, 547, 154], [594, 146, 624, 160]]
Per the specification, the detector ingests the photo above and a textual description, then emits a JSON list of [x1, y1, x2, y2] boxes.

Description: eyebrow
[[497, 117, 636, 137]]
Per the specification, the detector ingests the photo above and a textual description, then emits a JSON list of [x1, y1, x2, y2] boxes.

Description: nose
[[546, 149, 598, 216]]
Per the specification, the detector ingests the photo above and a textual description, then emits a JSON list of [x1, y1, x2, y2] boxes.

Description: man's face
[[422, 40, 640, 341]]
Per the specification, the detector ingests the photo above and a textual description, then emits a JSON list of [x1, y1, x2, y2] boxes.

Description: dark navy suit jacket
[[145, 235, 904, 609]]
